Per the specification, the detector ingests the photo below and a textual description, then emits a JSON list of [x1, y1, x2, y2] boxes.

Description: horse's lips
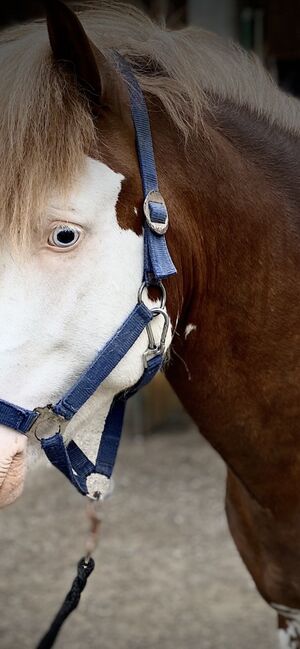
[[0, 427, 27, 507]]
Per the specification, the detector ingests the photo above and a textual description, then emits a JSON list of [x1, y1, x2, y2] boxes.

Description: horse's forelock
[[0, 26, 96, 249]]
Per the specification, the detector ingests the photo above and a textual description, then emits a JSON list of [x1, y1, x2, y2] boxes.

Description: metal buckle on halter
[[143, 190, 169, 235], [29, 405, 69, 442], [138, 281, 170, 368]]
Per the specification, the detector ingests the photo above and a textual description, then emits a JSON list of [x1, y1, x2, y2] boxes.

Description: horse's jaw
[[0, 427, 28, 507]]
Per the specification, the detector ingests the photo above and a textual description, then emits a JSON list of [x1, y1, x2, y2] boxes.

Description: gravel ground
[[0, 424, 277, 649]]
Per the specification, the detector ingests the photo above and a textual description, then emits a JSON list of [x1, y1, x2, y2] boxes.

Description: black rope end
[[78, 556, 95, 582], [36, 556, 95, 649]]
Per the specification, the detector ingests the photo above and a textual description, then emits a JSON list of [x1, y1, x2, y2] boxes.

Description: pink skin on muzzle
[[0, 427, 27, 507]]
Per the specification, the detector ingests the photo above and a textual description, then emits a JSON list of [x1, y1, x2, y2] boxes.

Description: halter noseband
[[0, 53, 176, 499]]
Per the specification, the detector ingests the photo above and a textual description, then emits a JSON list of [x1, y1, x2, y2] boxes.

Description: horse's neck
[[157, 100, 300, 511]]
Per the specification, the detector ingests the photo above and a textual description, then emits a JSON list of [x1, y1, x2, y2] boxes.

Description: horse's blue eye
[[48, 225, 81, 248]]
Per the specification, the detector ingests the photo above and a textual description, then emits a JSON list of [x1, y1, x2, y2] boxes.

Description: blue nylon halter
[[0, 54, 176, 498]]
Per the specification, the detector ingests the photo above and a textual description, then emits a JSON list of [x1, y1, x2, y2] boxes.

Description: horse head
[[0, 0, 177, 506]]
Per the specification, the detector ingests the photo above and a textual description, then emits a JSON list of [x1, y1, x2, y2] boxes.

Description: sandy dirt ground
[[0, 424, 277, 649]]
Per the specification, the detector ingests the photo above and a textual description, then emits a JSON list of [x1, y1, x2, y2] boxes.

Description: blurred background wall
[[0, 1, 298, 112], [0, 1, 298, 93]]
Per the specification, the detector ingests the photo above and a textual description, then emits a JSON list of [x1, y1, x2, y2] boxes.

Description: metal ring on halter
[[30, 405, 68, 442], [138, 281, 166, 309], [143, 190, 169, 235]]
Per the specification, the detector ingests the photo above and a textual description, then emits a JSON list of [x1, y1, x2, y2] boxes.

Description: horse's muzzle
[[0, 427, 27, 507]]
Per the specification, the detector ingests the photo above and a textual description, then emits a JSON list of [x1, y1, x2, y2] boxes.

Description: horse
[[0, 1, 300, 646]]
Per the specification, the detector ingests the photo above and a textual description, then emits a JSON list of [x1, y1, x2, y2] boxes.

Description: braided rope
[[36, 557, 95, 649]]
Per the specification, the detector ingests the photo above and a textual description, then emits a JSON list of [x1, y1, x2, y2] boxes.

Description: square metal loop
[[143, 190, 169, 235]]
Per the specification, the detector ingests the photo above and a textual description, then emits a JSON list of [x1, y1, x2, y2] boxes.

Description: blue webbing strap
[[53, 302, 152, 419], [111, 52, 176, 284], [0, 400, 37, 434], [94, 353, 162, 477], [41, 433, 89, 496], [41, 355, 162, 495], [0, 302, 152, 435]]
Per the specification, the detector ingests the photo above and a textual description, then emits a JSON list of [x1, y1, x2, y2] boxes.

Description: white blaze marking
[[185, 323, 197, 339]]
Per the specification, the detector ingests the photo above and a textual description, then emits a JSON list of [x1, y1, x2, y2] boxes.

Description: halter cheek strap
[[0, 54, 177, 499], [111, 53, 176, 283]]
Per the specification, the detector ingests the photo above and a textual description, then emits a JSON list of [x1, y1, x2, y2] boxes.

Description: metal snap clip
[[138, 281, 170, 367]]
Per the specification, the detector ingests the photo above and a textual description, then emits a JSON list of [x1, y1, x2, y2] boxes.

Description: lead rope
[[35, 501, 102, 649]]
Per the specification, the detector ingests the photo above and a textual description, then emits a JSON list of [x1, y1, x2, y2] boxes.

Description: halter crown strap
[[0, 54, 176, 498], [111, 52, 177, 284]]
